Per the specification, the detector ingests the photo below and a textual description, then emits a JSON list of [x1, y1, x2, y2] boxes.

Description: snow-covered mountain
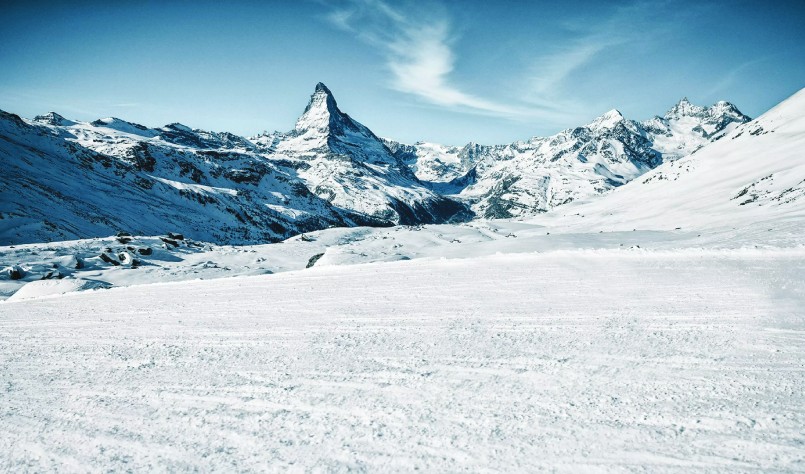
[[2, 86, 802, 473], [252, 83, 467, 226], [0, 83, 749, 245], [0, 83, 468, 245], [1, 87, 802, 302], [385, 98, 750, 218], [538, 87, 805, 232]]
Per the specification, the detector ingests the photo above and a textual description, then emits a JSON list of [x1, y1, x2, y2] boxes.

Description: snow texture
[[1, 251, 803, 471]]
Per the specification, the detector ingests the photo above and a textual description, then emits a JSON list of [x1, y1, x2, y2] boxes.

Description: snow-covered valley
[[4, 0, 805, 468], [2, 87, 802, 303]]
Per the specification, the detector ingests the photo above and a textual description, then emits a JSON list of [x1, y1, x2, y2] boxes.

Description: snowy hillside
[[0, 84, 468, 246], [2, 246, 803, 471], [540, 87, 805, 232], [2, 88, 802, 302], [385, 98, 750, 218]]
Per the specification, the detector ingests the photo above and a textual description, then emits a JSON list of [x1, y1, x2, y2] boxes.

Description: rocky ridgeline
[[385, 99, 750, 218]]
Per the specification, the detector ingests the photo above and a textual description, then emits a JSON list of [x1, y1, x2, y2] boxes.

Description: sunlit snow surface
[[1, 90, 804, 471], [1, 251, 804, 471]]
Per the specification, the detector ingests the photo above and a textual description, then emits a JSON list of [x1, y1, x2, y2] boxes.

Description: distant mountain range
[[0, 83, 750, 245], [538, 87, 805, 234], [384, 97, 749, 218]]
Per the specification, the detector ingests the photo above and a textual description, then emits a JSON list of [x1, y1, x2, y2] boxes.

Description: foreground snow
[[1, 251, 803, 471], [4, 217, 802, 302]]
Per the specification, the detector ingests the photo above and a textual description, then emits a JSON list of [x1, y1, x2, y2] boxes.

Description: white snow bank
[[7, 278, 111, 302]]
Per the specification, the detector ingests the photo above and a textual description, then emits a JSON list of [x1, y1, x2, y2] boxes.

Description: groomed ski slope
[[2, 250, 803, 472]]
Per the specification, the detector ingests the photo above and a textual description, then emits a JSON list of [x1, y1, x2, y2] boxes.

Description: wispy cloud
[[323, 0, 525, 118], [702, 55, 776, 98], [322, 0, 703, 128], [529, 44, 609, 97], [521, 1, 683, 116]]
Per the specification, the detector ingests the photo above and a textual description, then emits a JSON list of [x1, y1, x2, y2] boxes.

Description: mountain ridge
[[0, 84, 751, 244], [536, 86, 805, 232], [384, 96, 750, 218]]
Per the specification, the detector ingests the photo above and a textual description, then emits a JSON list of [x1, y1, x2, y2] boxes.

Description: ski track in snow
[[1, 252, 803, 472]]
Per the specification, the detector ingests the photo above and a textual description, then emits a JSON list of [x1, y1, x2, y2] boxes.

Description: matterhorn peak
[[295, 82, 344, 132], [314, 82, 333, 95], [277, 82, 406, 167]]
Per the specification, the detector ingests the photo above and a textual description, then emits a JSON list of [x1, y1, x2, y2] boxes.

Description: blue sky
[[1, 0, 803, 144]]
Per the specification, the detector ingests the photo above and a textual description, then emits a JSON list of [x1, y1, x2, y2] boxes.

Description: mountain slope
[[539, 87, 805, 232], [1, 89, 801, 301], [256, 83, 469, 225], [0, 109, 349, 245]]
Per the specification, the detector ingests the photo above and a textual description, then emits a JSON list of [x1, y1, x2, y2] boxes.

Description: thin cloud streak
[[323, 0, 739, 131], [324, 0, 529, 119], [521, 1, 677, 119], [702, 55, 775, 98]]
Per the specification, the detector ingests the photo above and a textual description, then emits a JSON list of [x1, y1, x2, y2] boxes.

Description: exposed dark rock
[[306, 253, 324, 268], [160, 237, 179, 247], [135, 143, 157, 172], [99, 253, 120, 265], [7, 265, 24, 280]]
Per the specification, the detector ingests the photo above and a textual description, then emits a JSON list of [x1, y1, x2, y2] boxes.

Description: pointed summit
[[279, 83, 403, 166], [295, 82, 344, 132], [33, 111, 75, 126], [587, 109, 625, 131], [314, 82, 332, 95], [665, 97, 705, 119]]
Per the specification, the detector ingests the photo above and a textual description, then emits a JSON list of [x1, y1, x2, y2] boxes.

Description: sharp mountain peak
[[295, 82, 348, 132], [586, 108, 626, 131]]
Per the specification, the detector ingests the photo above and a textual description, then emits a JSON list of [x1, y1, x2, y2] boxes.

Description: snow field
[[1, 251, 803, 471]]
